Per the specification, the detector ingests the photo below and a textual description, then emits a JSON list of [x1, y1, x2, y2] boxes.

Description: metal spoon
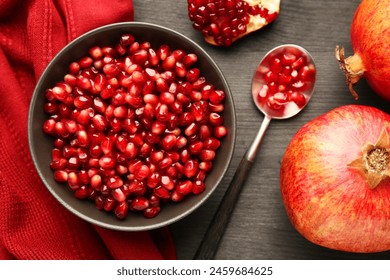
[[194, 44, 316, 260]]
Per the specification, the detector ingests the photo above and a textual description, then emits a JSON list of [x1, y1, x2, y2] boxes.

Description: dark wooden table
[[133, 0, 390, 259]]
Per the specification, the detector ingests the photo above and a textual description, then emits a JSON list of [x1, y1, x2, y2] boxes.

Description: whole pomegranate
[[280, 105, 390, 253], [336, 0, 390, 100], [187, 0, 280, 47]]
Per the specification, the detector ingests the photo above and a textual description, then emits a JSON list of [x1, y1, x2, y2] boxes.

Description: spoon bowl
[[252, 44, 316, 119], [195, 44, 316, 259]]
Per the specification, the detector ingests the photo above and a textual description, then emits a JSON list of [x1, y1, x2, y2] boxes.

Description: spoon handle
[[193, 116, 272, 260], [193, 156, 252, 260]]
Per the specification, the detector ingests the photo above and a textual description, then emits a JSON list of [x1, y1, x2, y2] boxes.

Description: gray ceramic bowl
[[28, 22, 236, 231]]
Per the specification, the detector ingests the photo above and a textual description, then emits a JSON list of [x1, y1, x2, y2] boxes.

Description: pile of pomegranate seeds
[[42, 33, 227, 219], [187, 0, 280, 46], [257, 48, 316, 112]]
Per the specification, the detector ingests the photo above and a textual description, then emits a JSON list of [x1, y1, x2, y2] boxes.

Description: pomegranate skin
[[280, 105, 390, 253], [336, 0, 390, 100]]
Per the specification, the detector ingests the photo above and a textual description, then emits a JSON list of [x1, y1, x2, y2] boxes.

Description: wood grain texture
[[133, 0, 390, 259]]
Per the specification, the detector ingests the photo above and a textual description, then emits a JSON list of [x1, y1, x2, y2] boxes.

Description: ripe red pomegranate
[[280, 105, 390, 253], [187, 0, 280, 47], [336, 0, 390, 100]]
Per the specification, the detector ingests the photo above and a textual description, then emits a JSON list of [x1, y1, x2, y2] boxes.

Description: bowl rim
[[28, 21, 237, 231]]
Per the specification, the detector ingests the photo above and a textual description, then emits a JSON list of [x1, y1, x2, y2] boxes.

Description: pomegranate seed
[[161, 175, 175, 190], [157, 45, 170, 60], [135, 165, 150, 180], [112, 188, 126, 202], [213, 126, 227, 138], [182, 53, 197, 67], [54, 170, 68, 182], [148, 48, 160, 66], [184, 159, 199, 178], [209, 90, 226, 104], [192, 180, 206, 194], [99, 155, 116, 169], [153, 186, 170, 199], [189, 141, 204, 154], [199, 161, 213, 171], [176, 180, 193, 196], [143, 206, 160, 218], [90, 174, 102, 190], [186, 68, 200, 83], [131, 196, 150, 211], [147, 172, 161, 188], [289, 92, 306, 108], [120, 34, 135, 46], [171, 190, 184, 202], [281, 52, 297, 66], [43, 119, 56, 134], [115, 202, 128, 219], [74, 186, 90, 199]]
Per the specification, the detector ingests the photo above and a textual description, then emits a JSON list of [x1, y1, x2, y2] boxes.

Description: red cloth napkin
[[0, 0, 176, 260]]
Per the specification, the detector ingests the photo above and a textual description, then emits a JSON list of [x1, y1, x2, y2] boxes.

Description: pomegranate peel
[[280, 105, 390, 253], [187, 0, 280, 47], [348, 128, 390, 189], [336, 0, 390, 100]]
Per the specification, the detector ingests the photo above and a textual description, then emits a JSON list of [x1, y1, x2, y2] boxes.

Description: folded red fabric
[[0, 0, 176, 260]]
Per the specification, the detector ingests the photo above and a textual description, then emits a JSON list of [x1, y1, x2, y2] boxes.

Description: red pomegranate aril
[[213, 125, 227, 138], [43, 119, 56, 134], [155, 104, 170, 122], [160, 134, 177, 151], [199, 161, 213, 171], [184, 159, 199, 178], [107, 176, 123, 189], [135, 165, 150, 181], [189, 141, 204, 154], [90, 174, 102, 190], [281, 52, 297, 66], [99, 155, 116, 169], [78, 56, 93, 69], [176, 180, 193, 195], [192, 180, 206, 194], [270, 57, 283, 73], [69, 62, 80, 75], [153, 186, 171, 199], [103, 196, 117, 212], [289, 91, 306, 108], [182, 53, 198, 68], [131, 196, 150, 211], [291, 56, 306, 70], [54, 170, 68, 182], [209, 90, 226, 104], [74, 186, 90, 199], [185, 122, 199, 136], [171, 190, 184, 202], [158, 157, 173, 171], [95, 195, 105, 210], [112, 188, 126, 202], [143, 206, 161, 218], [147, 172, 161, 189], [120, 34, 135, 47], [186, 68, 201, 83], [151, 121, 166, 135], [115, 201, 128, 219], [161, 175, 175, 190], [299, 65, 315, 81], [200, 149, 215, 161]]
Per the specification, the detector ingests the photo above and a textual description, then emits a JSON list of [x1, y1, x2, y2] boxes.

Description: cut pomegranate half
[[187, 0, 281, 47]]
